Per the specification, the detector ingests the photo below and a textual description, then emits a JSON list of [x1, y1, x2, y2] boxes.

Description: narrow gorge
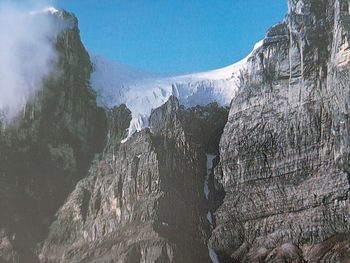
[[1, 1, 350, 262]]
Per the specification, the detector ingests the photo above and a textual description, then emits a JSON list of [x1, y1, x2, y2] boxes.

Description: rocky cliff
[[0, 10, 106, 263], [0, 9, 229, 263], [3, 1, 350, 262], [39, 97, 212, 263], [210, 0, 350, 262]]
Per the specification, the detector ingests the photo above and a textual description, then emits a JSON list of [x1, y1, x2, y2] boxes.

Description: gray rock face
[[0, 10, 106, 263], [210, 0, 350, 261], [40, 96, 211, 263], [4, 1, 350, 262]]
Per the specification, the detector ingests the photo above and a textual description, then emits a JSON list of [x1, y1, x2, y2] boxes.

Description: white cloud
[[0, 1, 60, 121]]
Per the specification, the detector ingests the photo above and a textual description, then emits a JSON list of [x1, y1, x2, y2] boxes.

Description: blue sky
[[52, 1, 286, 73]]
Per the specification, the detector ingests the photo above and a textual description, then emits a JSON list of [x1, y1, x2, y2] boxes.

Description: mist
[[0, 1, 60, 121]]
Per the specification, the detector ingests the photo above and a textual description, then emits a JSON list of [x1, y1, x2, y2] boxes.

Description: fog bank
[[0, 2, 59, 121]]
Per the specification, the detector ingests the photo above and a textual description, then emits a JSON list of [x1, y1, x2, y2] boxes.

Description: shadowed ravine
[[1, 1, 350, 262]]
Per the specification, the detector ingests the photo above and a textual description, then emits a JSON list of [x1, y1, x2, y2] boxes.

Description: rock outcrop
[[4, 1, 350, 262], [39, 97, 211, 263], [0, 10, 106, 263], [210, 0, 350, 262], [0, 9, 229, 263]]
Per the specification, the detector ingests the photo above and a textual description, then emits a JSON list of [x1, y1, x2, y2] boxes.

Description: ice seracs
[[91, 41, 263, 140]]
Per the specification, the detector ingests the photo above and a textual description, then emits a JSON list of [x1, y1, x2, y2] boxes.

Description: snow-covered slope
[[91, 41, 262, 139]]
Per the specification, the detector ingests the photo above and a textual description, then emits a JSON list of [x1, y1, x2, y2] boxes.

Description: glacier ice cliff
[[2, 1, 350, 262]]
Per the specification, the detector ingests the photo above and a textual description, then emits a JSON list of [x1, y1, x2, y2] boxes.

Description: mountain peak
[[44, 7, 59, 15]]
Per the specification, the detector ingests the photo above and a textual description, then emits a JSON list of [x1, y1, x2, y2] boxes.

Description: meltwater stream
[[205, 154, 220, 263]]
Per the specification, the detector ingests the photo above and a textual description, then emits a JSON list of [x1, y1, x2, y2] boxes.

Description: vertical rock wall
[[0, 11, 107, 263], [40, 97, 211, 263], [210, 1, 350, 262]]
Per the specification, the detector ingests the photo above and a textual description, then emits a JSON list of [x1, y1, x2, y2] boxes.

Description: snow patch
[[207, 211, 214, 225], [204, 182, 210, 200], [29, 7, 59, 16], [204, 154, 216, 200], [209, 248, 220, 263], [205, 154, 221, 262], [44, 7, 59, 15]]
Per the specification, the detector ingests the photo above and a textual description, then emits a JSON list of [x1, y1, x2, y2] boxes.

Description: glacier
[[91, 41, 262, 139]]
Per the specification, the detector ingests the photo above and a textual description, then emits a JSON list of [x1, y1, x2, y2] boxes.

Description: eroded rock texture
[[0, 11, 106, 263], [3, 1, 350, 262], [40, 97, 211, 263], [210, 0, 350, 262]]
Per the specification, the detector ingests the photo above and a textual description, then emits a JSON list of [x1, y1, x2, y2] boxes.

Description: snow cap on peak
[[44, 7, 59, 15], [29, 7, 60, 16], [253, 40, 264, 50]]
